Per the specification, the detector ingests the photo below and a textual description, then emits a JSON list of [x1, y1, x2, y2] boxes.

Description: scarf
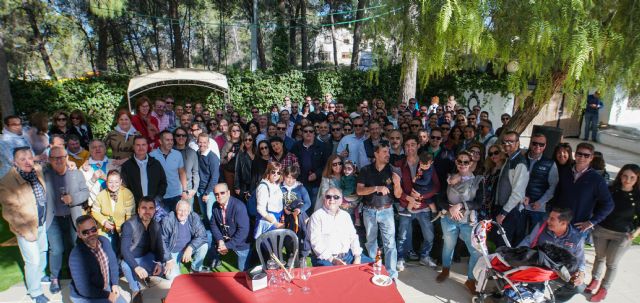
[[115, 125, 137, 142], [18, 167, 46, 226]]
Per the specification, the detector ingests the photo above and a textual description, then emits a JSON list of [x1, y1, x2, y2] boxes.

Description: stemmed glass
[[299, 256, 312, 294], [266, 260, 281, 290]]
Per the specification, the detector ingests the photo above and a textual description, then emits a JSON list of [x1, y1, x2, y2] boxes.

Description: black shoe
[[211, 259, 222, 270], [40, 276, 51, 283], [49, 280, 61, 294]]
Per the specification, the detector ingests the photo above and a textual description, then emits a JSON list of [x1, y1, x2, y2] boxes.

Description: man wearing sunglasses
[[494, 131, 530, 247], [552, 142, 613, 235], [522, 133, 559, 233], [164, 96, 177, 130], [291, 126, 331, 209], [495, 113, 511, 137], [309, 187, 372, 266], [69, 215, 126, 303], [210, 183, 251, 271], [477, 119, 497, 153], [336, 117, 370, 169]]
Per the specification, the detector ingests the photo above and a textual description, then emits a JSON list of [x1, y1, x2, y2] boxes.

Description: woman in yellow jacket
[[91, 170, 135, 252]]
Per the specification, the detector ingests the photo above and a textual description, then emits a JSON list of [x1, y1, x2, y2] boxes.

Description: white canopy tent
[[126, 68, 229, 111]]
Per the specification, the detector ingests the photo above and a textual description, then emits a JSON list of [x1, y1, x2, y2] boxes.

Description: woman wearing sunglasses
[[315, 155, 344, 211], [437, 151, 484, 296], [254, 162, 285, 239], [234, 133, 256, 202], [482, 144, 507, 220]]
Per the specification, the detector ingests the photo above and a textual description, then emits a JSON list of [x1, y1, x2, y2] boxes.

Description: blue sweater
[[553, 166, 614, 224], [69, 236, 120, 299], [197, 150, 220, 195]]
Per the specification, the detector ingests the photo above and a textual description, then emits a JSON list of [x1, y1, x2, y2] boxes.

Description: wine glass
[[266, 260, 280, 290], [280, 270, 293, 295], [299, 257, 312, 294]]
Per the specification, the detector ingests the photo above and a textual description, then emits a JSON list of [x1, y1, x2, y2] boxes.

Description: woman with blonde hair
[[481, 144, 507, 220], [254, 162, 285, 239]]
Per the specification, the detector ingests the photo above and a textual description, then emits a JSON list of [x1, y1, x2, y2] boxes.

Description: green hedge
[[9, 66, 507, 138]]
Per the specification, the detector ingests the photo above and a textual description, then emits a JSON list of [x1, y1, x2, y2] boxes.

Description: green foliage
[[10, 76, 129, 138]]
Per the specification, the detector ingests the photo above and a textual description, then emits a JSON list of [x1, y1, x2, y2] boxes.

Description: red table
[[165, 264, 404, 303]]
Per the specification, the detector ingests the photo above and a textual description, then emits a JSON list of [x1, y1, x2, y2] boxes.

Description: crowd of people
[[0, 93, 638, 303]]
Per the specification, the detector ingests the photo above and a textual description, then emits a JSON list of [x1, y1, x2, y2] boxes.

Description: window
[[319, 51, 331, 62], [324, 35, 332, 43], [341, 52, 351, 59], [628, 94, 640, 109], [343, 38, 351, 44]]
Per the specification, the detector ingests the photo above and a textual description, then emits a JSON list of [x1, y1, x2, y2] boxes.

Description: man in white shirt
[[308, 187, 372, 266]]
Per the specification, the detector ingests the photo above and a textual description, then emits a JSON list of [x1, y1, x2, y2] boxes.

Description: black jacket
[[289, 139, 331, 187], [121, 155, 167, 204], [234, 151, 254, 198]]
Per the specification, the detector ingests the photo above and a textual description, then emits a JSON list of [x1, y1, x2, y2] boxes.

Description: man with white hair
[[308, 187, 372, 266], [82, 140, 119, 207], [161, 200, 209, 280]]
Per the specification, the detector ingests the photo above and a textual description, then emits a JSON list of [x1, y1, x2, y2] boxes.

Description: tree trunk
[[257, 26, 267, 70], [300, 0, 308, 69], [0, 31, 14, 118], [125, 23, 142, 74], [109, 22, 128, 73], [328, 1, 339, 67], [508, 68, 569, 134], [130, 20, 154, 70], [76, 21, 96, 73], [350, 0, 367, 69], [95, 16, 109, 73], [169, 0, 185, 67], [24, 4, 57, 80], [400, 53, 418, 103], [288, 0, 297, 66], [151, 15, 162, 69]]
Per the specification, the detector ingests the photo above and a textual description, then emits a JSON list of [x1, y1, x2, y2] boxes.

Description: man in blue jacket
[[519, 208, 586, 302], [552, 143, 614, 234], [120, 197, 170, 303], [583, 91, 604, 142], [162, 200, 209, 280], [69, 215, 126, 303], [210, 183, 251, 271]]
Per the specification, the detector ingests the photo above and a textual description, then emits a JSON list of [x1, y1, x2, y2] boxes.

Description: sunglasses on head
[[81, 226, 98, 236]]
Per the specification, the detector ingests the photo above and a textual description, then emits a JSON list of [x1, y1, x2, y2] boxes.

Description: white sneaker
[[419, 256, 437, 268], [396, 259, 405, 272]]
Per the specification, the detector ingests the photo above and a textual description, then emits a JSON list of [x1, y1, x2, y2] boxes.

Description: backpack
[[247, 181, 269, 217]]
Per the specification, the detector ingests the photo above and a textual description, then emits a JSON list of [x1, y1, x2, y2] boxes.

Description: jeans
[[197, 192, 215, 228], [363, 207, 398, 279], [440, 216, 479, 280], [397, 211, 434, 260], [305, 185, 319, 216], [166, 244, 209, 281], [101, 232, 120, 256], [47, 215, 77, 279], [121, 253, 163, 292], [214, 247, 251, 271], [17, 226, 48, 297], [312, 249, 374, 266], [162, 195, 182, 214], [583, 111, 599, 141], [494, 207, 525, 248], [591, 226, 632, 289]]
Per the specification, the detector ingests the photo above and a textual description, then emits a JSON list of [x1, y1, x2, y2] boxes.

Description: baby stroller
[[470, 220, 576, 303]]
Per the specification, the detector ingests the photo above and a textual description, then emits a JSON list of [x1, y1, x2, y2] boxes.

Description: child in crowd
[[340, 160, 361, 225], [412, 152, 438, 213]]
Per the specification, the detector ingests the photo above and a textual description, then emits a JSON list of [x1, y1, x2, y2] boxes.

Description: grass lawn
[[0, 217, 26, 292]]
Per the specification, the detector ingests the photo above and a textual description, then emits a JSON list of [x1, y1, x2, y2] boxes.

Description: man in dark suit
[[120, 136, 167, 204], [210, 183, 250, 271]]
